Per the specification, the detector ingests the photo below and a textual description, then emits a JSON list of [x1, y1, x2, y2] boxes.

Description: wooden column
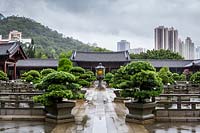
[[4, 62, 7, 73], [14, 63, 16, 80]]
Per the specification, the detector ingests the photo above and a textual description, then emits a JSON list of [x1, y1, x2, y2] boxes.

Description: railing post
[[192, 103, 196, 110], [1, 101, 5, 108], [177, 96, 181, 109]]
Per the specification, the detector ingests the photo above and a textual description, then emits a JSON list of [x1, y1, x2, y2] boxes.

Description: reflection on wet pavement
[[0, 121, 54, 133], [52, 83, 148, 133], [146, 122, 200, 133], [0, 84, 147, 133]]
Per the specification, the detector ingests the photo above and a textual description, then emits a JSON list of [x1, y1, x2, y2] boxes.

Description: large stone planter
[[125, 102, 156, 124], [45, 101, 75, 123]]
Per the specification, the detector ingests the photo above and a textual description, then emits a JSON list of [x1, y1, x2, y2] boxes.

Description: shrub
[[69, 68, 95, 88], [69, 67, 85, 76], [0, 70, 8, 81], [57, 58, 72, 72], [124, 61, 156, 75], [78, 79, 91, 88], [33, 71, 84, 105], [113, 61, 163, 103], [104, 72, 114, 85], [21, 70, 41, 83], [158, 67, 174, 85], [190, 71, 200, 84], [40, 68, 56, 77]]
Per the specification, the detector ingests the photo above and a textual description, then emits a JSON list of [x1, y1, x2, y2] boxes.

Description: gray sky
[[0, 0, 200, 51]]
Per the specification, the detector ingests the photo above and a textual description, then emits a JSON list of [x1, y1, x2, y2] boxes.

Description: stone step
[[156, 117, 200, 122], [0, 115, 45, 121]]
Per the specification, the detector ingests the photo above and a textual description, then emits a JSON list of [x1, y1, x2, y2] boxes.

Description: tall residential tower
[[117, 40, 130, 52], [154, 26, 178, 52]]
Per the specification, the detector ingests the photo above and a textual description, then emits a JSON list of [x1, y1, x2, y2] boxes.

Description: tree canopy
[[130, 49, 184, 60], [0, 16, 109, 59]]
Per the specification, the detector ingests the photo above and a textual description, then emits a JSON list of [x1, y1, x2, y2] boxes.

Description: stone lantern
[[95, 63, 105, 89]]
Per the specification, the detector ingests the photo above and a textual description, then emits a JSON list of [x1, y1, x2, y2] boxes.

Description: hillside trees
[[130, 49, 184, 60]]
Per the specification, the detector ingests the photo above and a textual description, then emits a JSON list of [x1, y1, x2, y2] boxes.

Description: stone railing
[[164, 82, 200, 94], [155, 94, 200, 122], [0, 81, 45, 120]]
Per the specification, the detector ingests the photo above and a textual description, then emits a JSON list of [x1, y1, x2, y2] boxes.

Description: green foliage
[[130, 49, 184, 60], [93, 47, 111, 52], [78, 80, 91, 88], [59, 51, 72, 59], [125, 61, 156, 75], [190, 72, 200, 84], [158, 67, 174, 84], [69, 67, 95, 87], [104, 72, 114, 86], [120, 70, 163, 102], [180, 74, 186, 81], [172, 73, 183, 81], [113, 61, 163, 102], [40, 68, 56, 77], [111, 66, 129, 88], [57, 58, 72, 72], [21, 70, 41, 83], [0, 70, 8, 81], [0, 16, 107, 59], [33, 71, 83, 105], [69, 67, 85, 76]]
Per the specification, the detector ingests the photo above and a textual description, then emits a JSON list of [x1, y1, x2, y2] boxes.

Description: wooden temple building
[[0, 41, 27, 79], [70, 51, 131, 72], [0, 42, 200, 79]]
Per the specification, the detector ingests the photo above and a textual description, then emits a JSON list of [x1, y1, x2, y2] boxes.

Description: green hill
[[0, 16, 108, 58]]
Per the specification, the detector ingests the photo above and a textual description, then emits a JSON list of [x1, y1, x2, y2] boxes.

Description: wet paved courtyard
[[1, 86, 200, 133]]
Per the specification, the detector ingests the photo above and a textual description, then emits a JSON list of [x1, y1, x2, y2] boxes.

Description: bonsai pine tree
[[21, 70, 41, 83], [111, 66, 130, 88], [0, 70, 8, 81], [114, 61, 163, 103], [158, 67, 174, 84], [190, 71, 200, 84], [33, 71, 84, 105], [104, 72, 114, 86], [57, 58, 72, 72], [40, 68, 56, 77], [69, 67, 96, 87]]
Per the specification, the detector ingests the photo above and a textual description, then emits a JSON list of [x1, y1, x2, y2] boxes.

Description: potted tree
[[115, 61, 163, 124], [33, 71, 84, 123]]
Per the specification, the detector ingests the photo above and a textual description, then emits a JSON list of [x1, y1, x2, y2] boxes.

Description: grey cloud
[[0, 0, 200, 50]]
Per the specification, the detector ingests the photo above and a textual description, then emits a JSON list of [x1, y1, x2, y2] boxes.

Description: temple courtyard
[[0, 83, 200, 133]]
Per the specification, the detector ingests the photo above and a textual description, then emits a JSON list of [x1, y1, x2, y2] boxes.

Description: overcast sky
[[0, 0, 200, 51]]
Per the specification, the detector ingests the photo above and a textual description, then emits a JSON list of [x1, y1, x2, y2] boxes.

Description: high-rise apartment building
[[117, 40, 130, 52], [154, 26, 168, 50], [196, 46, 200, 59], [178, 37, 195, 60], [154, 26, 178, 52], [185, 37, 194, 59]]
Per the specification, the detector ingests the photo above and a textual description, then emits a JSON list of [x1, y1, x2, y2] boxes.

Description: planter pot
[[125, 102, 156, 124], [45, 101, 75, 123]]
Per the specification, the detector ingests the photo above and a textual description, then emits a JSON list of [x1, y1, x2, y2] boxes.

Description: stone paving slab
[[51, 86, 148, 133]]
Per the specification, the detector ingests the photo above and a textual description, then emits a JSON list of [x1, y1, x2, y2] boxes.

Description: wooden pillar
[[14, 63, 16, 80], [4, 62, 7, 73]]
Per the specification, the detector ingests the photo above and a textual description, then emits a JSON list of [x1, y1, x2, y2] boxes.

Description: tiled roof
[[131, 59, 193, 68], [0, 43, 14, 56], [0, 41, 26, 59], [71, 51, 130, 62], [16, 59, 58, 67], [185, 59, 200, 67]]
